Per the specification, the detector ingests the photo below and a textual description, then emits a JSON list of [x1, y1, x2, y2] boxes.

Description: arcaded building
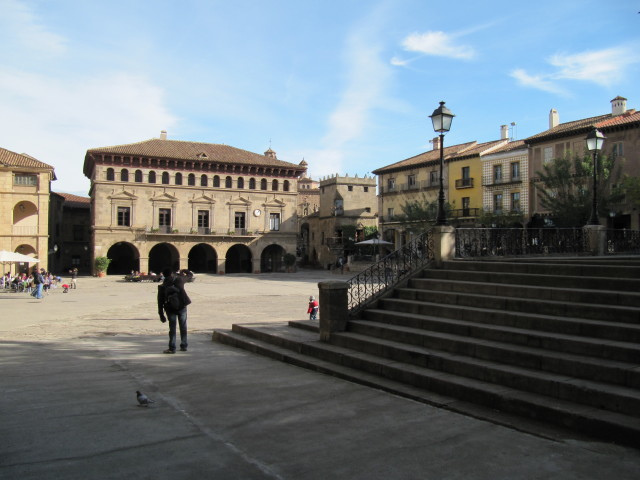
[[83, 132, 306, 275]]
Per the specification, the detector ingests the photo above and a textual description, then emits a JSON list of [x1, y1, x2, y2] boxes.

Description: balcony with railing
[[12, 225, 39, 236], [483, 175, 522, 186], [379, 180, 447, 194], [455, 178, 474, 189], [140, 226, 256, 238]]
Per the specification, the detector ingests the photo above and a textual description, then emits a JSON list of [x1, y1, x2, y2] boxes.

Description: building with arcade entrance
[[83, 132, 306, 275]]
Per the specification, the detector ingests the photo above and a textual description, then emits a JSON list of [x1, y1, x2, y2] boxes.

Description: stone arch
[[148, 242, 180, 274], [14, 244, 38, 274], [13, 201, 38, 227], [106, 242, 140, 275], [188, 243, 217, 273], [260, 244, 285, 273], [225, 244, 252, 274]]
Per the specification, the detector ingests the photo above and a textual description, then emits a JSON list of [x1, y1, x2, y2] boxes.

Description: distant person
[[70, 268, 78, 289], [307, 295, 319, 320], [157, 268, 191, 354]]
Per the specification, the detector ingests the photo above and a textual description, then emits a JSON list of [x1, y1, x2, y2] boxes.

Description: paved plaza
[[1, 271, 640, 479]]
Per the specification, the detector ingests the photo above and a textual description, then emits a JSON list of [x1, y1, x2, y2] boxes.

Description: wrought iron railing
[[455, 228, 589, 258], [606, 229, 640, 254], [347, 230, 434, 316]]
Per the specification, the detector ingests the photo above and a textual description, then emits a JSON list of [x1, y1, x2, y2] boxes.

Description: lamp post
[[586, 127, 605, 225], [429, 101, 455, 226]]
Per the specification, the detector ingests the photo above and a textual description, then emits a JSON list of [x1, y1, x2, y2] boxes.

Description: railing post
[[318, 280, 348, 342], [432, 225, 456, 267], [584, 224, 606, 255]]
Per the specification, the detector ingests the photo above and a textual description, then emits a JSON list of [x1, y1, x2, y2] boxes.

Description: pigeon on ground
[[136, 390, 155, 407]]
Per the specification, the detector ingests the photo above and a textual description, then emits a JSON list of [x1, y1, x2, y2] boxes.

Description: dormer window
[[197, 152, 208, 159]]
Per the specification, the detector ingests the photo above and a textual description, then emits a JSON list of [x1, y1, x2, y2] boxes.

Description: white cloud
[[511, 45, 640, 94], [400, 31, 475, 60], [510, 68, 567, 95], [390, 56, 409, 67], [309, 18, 392, 178], [0, 69, 177, 194], [549, 47, 638, 87], [0, 0, 67, 55]]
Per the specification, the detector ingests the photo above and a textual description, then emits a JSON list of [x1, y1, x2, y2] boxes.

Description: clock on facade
[[253, 209, 261, 217]]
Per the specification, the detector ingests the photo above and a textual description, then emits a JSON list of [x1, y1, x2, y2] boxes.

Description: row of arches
[[106, 242, 287, 275], [105, 169, 291, 191]]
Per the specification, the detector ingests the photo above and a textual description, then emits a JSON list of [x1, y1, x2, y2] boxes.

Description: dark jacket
[[157, 274, 192, 315]]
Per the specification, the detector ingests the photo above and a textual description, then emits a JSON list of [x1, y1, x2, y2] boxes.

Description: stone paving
[[1, 271, 640, 479]]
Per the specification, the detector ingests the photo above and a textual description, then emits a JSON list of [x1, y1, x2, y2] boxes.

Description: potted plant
[[94, 256, 111, 277], [283, 253, 297, 273]]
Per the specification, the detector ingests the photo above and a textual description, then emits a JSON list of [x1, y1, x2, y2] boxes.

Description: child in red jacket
[[307, 295, 319, 320]]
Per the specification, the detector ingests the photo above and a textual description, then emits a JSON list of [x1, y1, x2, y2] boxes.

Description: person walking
[[31, 268, 44, 299], [157, 268, 191, 354]]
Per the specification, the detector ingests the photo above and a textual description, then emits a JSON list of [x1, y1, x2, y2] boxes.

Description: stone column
[[139, 257, 149, 274], [318, 280, 348, 342], [252, 257, 261, 274], [432, 225, 456, 267], [584, 225, 606, 256], [217, 257, 226, 275]]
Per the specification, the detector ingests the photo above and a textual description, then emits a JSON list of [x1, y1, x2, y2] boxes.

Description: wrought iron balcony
[[455, 178, 474, 189]]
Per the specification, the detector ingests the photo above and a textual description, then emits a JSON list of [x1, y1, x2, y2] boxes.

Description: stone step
[[394, 287, 640, 324], [329, 329, 640, 416], [363, 306, 640, 363], [408, 277, 640, 308], [442, 260, 640, 279], [212, 324, 640, 447], [423, 268, 640, 292], [349, 318, 640, 389]]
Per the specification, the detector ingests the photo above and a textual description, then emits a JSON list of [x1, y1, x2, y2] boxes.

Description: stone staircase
[[212, 257, 640, 447]]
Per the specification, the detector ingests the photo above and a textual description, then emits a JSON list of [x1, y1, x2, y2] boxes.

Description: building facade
[[0, 147, 56, 273], [49, 192, 92, 274], [300, 174, 377, 269], [83, 133, 306, 275], [481, 139, 529, 221], [525, 96, 640, 228]]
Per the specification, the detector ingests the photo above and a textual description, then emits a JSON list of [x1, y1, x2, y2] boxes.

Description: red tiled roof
[[85, 138, 304, 171], [0, 147, 55, 171], [54, 192, 90, 207], [372, 141, 477, 174], [525, 109, 639, 144], [482, 140, 527, 155]]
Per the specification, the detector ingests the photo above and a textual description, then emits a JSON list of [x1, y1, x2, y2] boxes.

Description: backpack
[[164, 284, 183, 312]]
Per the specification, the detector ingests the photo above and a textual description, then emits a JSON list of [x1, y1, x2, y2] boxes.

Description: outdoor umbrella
[[0, 250, 40, 277], [355, 238, 394, 257]]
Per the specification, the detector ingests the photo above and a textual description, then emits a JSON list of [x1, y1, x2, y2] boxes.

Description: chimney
[[500, 125, 509, 140], [549, 109, 559, 129], [160, 130, 167, 140], [432, 136, 440, 151], [611, 96, 627, 116]]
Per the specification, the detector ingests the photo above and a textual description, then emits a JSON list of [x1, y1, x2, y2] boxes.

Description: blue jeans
[[31, 283, 43, 299], [167, 308, 188, 351]]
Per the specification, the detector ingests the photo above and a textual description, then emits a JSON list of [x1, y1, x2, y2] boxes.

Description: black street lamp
[[429, 101, 455, 226], [586, 127, 605, 225]]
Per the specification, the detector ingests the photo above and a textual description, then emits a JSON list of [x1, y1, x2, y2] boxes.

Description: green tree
[[534, 152, 622, 227], [620, 175, 640, 210], [395, 193, 451, 234]]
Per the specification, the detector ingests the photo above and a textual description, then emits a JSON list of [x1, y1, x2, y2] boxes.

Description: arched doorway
[[225, 244, 252, 274], [148, 243, 180, 274], [106, 242, 140, 275], [260, 244, 285, 273], [14, 244, 38, 274], [188, 243, 217, 273]]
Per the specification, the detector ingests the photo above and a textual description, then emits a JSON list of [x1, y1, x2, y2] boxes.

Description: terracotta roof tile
[[525, 109, 639, 144], [372, 141, 477, 174], [483, 140, 527, 155], [54, 192, 90, 206], [86, 138, 303, 170], [0, 147, 55, 170]]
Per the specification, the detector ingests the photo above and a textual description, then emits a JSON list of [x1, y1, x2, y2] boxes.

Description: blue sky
[[1, 0, 638, 195]]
